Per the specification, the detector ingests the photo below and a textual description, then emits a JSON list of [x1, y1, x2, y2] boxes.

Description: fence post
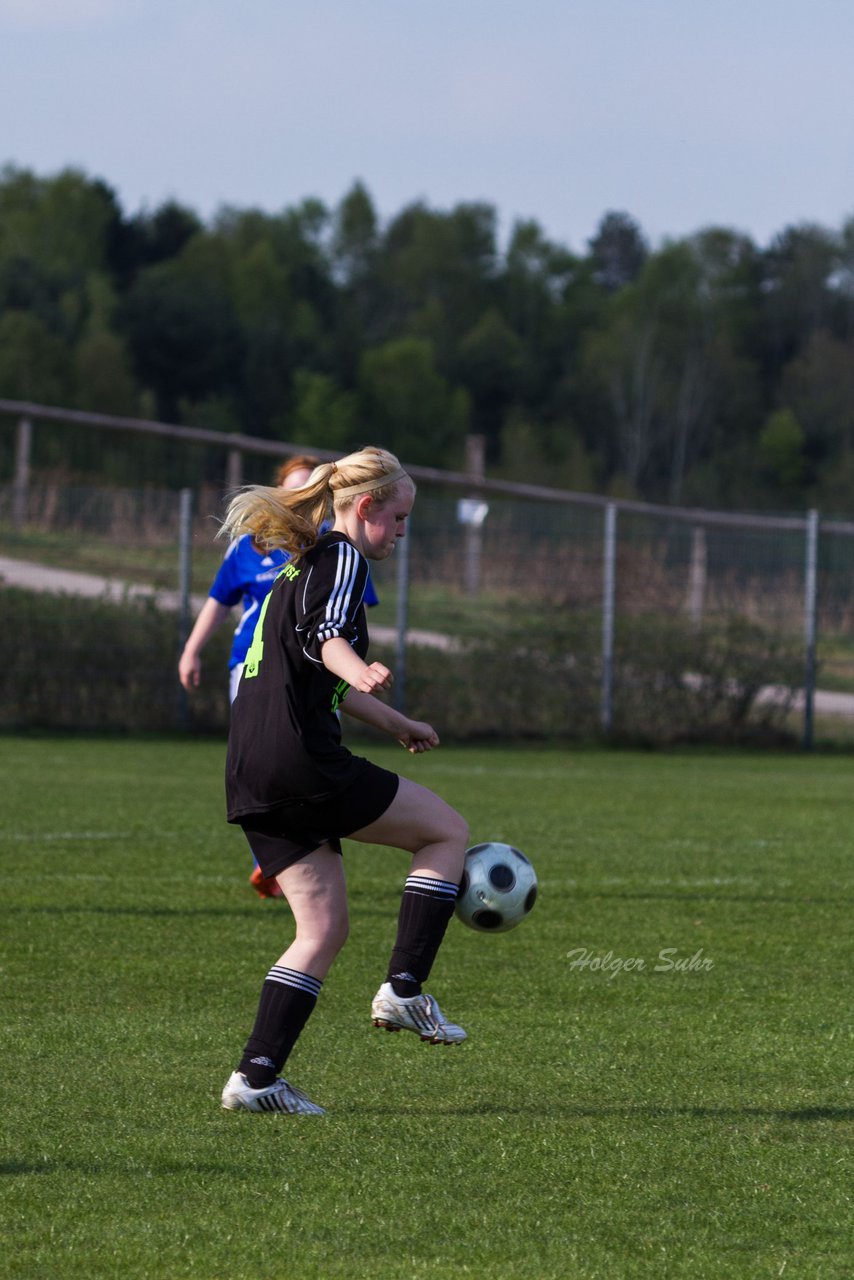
[[463, 434, 486, 596], [12, 415, 32, 530], [803, 508, 819, 751], [226, 447, 243, 492], [393, 513, 410, 716], [687, 525, 707, 628], [177, 488, 194, 729], [601, 502, 617, 735]]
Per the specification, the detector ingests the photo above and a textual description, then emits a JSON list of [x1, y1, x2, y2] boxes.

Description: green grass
[[815, 636, 854, 696], [0, 527, 567, 637], [365, 581, 566, 641], [0, 738, 850, 1279]]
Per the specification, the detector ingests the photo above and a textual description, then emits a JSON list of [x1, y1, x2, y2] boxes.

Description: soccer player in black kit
[[219, 447, 469, 1115]]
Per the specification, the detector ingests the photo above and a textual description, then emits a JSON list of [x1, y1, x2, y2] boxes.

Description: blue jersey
[[210, 536, 288, 669], [210, 533, 378, 670]]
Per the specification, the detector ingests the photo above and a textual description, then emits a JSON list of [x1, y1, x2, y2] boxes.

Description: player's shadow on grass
[[591, 890, 851, 905], [0, 1157, 253, 1178], [3, 902, 416, 921], [344, 1103, 854, 1121], [1, 904, 286, 920], [1, 1107, 849, 1181], [14, 894, 849, 914]]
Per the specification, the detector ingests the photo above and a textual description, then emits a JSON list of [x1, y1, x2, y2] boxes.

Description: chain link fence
[[2, 401, 853, 743]]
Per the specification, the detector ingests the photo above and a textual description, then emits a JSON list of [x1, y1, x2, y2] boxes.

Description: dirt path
[[0, 554, 452, 652]]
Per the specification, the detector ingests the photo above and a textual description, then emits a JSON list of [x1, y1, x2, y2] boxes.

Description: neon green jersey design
[[243, 564, 300, 680], [331, 678, 350, 712], [242, 592, 272, 680]]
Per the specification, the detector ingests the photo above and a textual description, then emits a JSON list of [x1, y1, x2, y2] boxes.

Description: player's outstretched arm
[[342, 689, 439, 753], [396, 719, 440, 753], [178, 598, 232, 690]]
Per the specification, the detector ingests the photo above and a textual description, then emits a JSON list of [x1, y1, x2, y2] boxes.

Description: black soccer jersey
[[225, 531, 374, 821]]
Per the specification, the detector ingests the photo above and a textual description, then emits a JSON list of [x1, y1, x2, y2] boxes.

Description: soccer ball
[[455, 842, 538, 933]]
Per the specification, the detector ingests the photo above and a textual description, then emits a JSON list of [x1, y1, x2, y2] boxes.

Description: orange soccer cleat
[[249, 865, 284, 899]]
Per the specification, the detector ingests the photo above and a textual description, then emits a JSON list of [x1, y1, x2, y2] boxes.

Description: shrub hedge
[[0, 587, 803, 745], [0, 586, 230, 734]]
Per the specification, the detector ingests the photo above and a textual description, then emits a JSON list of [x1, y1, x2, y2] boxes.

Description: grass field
[[0, 736, 850, 1279]]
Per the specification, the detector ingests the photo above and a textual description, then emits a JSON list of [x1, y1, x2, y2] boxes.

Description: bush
[[0, 586, 230, 732], [0, 587, 802, 744], [378, 613, 801, 744], [611, 615, 803, 745], [373, 618, 601, 740]]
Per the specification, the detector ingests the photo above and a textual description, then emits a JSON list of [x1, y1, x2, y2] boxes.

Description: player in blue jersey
[[179, 456, 318, 706], [179, 455, 379, 897]]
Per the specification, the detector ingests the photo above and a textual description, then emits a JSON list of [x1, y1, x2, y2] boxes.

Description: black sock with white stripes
[[238, 966, 322, 1088], [386, 875, 460, 997]]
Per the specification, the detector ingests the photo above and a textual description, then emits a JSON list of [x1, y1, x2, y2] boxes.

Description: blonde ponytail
[[218, 465, 333, 557], [218, 447, 410, 559]]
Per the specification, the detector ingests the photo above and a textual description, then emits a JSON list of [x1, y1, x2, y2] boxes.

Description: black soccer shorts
[[239, 764, 400, 877]]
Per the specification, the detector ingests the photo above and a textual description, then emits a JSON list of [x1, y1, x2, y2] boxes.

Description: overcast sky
[[2, 0, 852, 253]]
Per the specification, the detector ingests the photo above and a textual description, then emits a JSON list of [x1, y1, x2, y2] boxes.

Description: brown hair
[[273, 454, 320, 488]]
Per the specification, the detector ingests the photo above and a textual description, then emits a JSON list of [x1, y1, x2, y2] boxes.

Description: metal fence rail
[[2, 399, 854, 744]]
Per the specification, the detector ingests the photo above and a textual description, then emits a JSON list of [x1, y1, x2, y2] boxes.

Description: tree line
[[1, 163, 853, 511]]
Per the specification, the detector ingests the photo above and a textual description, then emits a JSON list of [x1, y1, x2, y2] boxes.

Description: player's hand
[[178, 652, 201, 691], [398, 720, 440, 754], [354, 661, 393, 694]]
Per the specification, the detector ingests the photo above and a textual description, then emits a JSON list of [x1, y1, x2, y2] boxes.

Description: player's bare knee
[[448, 808, 469, 850], [419, 809, 467, 852], [325, 909, 350, 953], [420, 809, 468, 878], [295, 896, 349, 951], [299, 913, 348, 959]]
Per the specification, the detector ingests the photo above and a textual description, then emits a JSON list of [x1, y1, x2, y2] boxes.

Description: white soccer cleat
[[371, 982, 467, 1045], [221, 1070, 325, 1115]]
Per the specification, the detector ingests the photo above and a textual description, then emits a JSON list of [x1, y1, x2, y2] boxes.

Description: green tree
[[378, 201, 498, 363], [225, 237, 293, 433], [73, 331, 136, 416], [0, 166, 126, 350], [290, 370, 357, 452], [358, 337, 469, 466], [0, 309, 71, 402], [496, 412, 597, 491], [120, 236, 243, 421], [761, 223, 840, 369], [127, 201, 202, 269], [502, 219, 573, 337], [0, 255, 62, 333], [331, 183, 383, 376], [332, 181, 379, 288], [781, 331, 854, 482], [0, 165, 118, 281], [501, 219, 582, 421], [588, 210, 648, 292], [581, 239, 754, 503], [581, 284, 661, 494], [757, 408, 806, 490], [456, 309, 524, 446]]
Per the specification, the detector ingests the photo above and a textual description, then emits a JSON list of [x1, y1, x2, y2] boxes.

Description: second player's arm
[[178, 597, 232, 690]]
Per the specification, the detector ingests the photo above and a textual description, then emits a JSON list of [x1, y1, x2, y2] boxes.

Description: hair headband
[[333, 467, 409, 499]]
